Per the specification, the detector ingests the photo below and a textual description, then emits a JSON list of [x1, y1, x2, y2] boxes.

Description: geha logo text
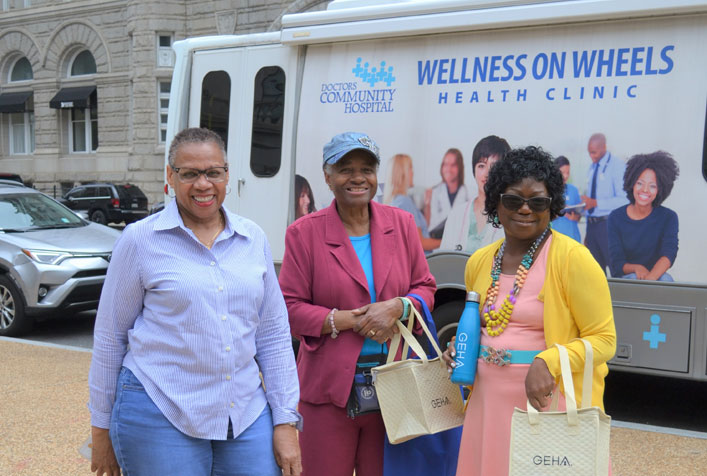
[[533, 455, 571, 466], [431, 397, 451, 408]]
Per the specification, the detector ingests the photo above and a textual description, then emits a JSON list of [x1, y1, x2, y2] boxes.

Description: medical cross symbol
[[643, 314, 666, 349]]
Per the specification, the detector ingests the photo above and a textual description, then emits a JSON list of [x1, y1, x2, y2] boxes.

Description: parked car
[[149, 201, 165, 215], [0, 173, 23, 185], [0, 182, 121, 336], [0, 179, 26, 188], [60, 183, 149, 225]]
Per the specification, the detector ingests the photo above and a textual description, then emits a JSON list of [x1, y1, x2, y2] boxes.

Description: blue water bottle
[[450, 291, 481, 385]]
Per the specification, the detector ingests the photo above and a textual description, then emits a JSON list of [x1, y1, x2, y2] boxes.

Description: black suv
[[61, 183, 149, 225]]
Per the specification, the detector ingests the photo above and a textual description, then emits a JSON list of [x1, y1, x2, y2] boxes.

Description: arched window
[[70, 50, 96, 76], [3, 57, 34, 154], [10, 57, 33, 82]]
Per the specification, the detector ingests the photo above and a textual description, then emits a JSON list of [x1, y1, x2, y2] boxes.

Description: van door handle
[[237, 178, 246, 196]]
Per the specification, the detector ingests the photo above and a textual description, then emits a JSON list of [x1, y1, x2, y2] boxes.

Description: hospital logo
[[352, 58, 396, 87], [319, 57, 397, 114]]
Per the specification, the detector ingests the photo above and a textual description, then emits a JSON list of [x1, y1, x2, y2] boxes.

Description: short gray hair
[[168, 128, 226, 166]]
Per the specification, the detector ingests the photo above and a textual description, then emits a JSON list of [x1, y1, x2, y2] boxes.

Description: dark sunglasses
[[500, 194, 552, 212]]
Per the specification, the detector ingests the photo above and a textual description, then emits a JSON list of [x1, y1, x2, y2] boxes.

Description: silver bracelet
[[328, 308, 339, 339]]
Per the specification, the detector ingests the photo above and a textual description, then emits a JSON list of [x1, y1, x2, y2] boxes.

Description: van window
[[250, 66, 285, 177], [200, 71, 231, 149]]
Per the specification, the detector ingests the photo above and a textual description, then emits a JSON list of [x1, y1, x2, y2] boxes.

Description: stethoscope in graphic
[[454, 200, 475, 251], [594, 153, 611, 180]]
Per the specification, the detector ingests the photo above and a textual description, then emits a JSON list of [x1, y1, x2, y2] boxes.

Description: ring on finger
[[369, 330, 376, 337]]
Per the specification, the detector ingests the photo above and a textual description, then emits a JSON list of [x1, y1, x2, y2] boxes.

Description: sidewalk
[[1, 338, 706, 475]]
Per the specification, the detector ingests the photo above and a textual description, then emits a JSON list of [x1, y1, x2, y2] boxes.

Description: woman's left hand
[[525, 358, 556, 410], [353, 298, 403, 343], [273, 425, 302, 476]]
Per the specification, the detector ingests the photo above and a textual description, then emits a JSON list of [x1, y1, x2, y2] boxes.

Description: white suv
[[0, 182, 121, 336]]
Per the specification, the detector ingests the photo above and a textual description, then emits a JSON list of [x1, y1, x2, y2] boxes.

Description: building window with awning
[[2, 57, 35, 154], [10, 110, 35, 155], [70, 90, 98, 152], [49, 87, 98, 153]]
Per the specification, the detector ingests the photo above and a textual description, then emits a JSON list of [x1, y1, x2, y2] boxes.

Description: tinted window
[[250, 66, 285, 177], [200, 71, 231, 149], [68, 188, 87, 199], [98, 187, 112, 198], [0, 193, 84, 231], [116, 185, 146, 199]]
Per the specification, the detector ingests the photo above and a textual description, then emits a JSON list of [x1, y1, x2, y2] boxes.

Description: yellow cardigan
[[464, 230, 616, 409]]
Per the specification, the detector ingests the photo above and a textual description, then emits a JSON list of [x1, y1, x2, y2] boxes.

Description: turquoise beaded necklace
[[483, 227, 550, 337]]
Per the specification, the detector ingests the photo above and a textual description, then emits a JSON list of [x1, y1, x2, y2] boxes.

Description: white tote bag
[[509, 339, 611, 476], [371, 300, 465, 444]]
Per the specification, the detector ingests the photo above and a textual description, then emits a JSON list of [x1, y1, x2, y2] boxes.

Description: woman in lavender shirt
[[88, 128, 301, 476]]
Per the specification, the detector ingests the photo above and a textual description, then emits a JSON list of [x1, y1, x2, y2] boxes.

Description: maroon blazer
[[279, 200, 436, 407]]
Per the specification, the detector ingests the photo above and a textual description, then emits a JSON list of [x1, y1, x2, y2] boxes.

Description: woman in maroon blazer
[[278, 132, 436, 476]]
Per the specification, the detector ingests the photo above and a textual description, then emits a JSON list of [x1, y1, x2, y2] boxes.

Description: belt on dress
[[586, 215, 608, 223], [479, 345, 542, 366]]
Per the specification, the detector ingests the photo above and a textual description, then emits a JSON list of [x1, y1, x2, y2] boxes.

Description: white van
[[165, 0, 707, 381]]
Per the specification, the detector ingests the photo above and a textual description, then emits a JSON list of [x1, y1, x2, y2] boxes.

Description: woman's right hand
[[90, 426, 121, 476], [441, 336, 456, 375]]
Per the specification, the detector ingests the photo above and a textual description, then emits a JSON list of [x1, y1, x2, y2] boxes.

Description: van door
[[189, 44, 295, 262]]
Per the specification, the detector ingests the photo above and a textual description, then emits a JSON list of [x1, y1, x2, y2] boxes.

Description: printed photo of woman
[[383, 153, 441, 252], [608, 151, 679, 281], [424, 148, 470, 238], [294, 174, 316, 220], [440, 136, 509, 252]]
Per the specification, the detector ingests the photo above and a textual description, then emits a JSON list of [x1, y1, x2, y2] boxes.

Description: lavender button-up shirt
[[88, 199, 300, 439]]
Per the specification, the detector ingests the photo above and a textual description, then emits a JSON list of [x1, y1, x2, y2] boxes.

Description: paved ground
[[1, 338, 706, 476]]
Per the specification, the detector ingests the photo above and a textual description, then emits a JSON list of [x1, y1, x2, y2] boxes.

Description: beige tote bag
[[509, 339, 611, 476], [371, 299, 465, 444]]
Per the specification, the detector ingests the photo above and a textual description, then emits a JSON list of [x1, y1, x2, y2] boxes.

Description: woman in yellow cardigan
[[442, 146, 616, 476]]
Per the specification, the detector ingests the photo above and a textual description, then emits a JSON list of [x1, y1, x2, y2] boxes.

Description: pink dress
[[456, 236, 565, 476]]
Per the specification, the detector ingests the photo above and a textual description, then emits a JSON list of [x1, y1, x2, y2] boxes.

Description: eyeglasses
[[171, 166, 228, 184], [500, 194, 552, 212]]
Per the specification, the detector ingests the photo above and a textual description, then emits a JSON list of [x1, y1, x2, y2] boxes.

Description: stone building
[[0, 0, 328, 204]]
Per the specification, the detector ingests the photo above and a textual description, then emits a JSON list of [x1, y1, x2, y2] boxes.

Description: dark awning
[[49, 86, 96, 109], [0, 91, 32, 113]]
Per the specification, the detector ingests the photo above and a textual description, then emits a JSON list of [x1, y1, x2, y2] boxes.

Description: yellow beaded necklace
[[483, 228, 549, 336]]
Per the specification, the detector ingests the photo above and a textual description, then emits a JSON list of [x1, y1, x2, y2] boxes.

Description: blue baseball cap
[[323, 132, 380, 166]]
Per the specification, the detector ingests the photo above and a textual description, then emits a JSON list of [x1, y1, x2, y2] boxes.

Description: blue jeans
[[110, 367, 281, 476], [622, 272, 674, 282]]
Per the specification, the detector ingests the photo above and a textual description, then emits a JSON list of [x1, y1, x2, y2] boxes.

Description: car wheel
[[432, 300, 465, 351], [90, 209, 107, 224], [0, 275, 32, 337]]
